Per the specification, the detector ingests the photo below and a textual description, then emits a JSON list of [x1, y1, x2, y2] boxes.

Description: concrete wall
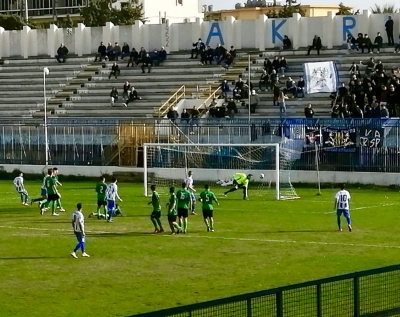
[[1, 164, 399, 186], [1, 11, 400, 57]]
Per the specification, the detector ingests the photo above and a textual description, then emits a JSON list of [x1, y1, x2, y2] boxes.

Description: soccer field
[[1, 180, 400, 317]]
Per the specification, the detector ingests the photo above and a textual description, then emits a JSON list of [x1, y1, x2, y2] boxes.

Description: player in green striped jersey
[[166, 186, 182, 234], [52, 167, 65, 212], [89, 176, 108, 219], [148, 184, 164, 233], [199, 185, 219, 232]]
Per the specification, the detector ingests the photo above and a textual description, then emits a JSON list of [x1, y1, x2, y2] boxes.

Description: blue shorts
[[107, 200, 116, 212], [18, 189, 28, 196], [41, 188, 47, 196], [337, 209, 350, 217], [191, 193, 196, 201], [74, 232, 85, 243]]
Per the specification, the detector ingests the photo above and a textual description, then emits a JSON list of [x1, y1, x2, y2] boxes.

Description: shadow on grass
[[0, 256, 64, 260]]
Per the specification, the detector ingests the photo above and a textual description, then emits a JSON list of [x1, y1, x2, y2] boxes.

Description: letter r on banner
[[343, 17, 356, 41]]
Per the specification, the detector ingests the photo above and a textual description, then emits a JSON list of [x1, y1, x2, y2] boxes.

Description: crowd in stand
[[190, 38, 237, 68]]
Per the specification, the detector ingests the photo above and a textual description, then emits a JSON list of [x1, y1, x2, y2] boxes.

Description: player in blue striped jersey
[[105, 177, 122, 223], [334, 184, 352, 232]]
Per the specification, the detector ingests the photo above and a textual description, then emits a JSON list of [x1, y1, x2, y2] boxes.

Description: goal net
[[143, 143, 300, 200]]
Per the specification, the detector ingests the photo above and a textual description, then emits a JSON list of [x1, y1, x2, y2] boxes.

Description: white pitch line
[[1, 225, 400, 250], [323, 203, 398, 214]]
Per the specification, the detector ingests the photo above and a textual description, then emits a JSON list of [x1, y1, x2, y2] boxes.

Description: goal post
[[143, 143, 299, 200]]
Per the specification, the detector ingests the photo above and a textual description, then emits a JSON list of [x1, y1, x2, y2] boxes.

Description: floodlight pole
[[43, 67, 49, 166]]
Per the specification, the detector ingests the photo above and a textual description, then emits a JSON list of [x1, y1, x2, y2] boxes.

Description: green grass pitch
[[0, 180, 400, 316]]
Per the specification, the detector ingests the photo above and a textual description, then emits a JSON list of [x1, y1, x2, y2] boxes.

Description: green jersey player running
[[31, 168, 52, 212], [52, 167, 65, 212], [199, 184, 219, 232]]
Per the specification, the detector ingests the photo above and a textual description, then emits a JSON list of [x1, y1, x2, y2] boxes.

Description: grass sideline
[[0, 180, 400, 317]]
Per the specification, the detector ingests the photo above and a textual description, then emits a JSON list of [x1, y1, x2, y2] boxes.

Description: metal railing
[[156, 85, 186, 118], [196, 86, 222, 116], [131, 264, 400, 317]]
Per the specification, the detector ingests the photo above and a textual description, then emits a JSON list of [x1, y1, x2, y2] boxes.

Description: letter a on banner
[[206, 22, 224, 46]]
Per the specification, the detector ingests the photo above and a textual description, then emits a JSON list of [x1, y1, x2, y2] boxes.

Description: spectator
[[360, 58, 375, 77], [364, 104, 373, 118], [55, 43, 68, 63], [110, 87, 118, 107], [259, 70, 269, 91], [167, 107, 179, 124], [263, 57, 272, 74], [394, 35, 400, 53], [121, 42, 130, 59], [270, 69, 279, 90], [94, 42, 107, 62], [375, 60, 384, 74], [223, 52, 234, 69], [149, 50, 160, 66], [285, 77, 296, 97], [273, 83, 280, 106], [113, 42, 121, 61], [233, 76, 244, 101], [206, 46, 214, 64], [272, 56, 280, 72], [346, 34, 357, 51], [304, 103, 314, 118], [307, 35, 322, 55], [141, 54, 153, 74], [215, 44, 227, 64], [278, 56, 287, 77], [380, 104, 389, 118], [181, 108, 190, 124], [127, 48, 139, 67], [220, 79, 230, 100], [226, 98, 238, 117], [349, 62, 360, 79], [356, 33, 364, 52], [331, 104, 341, 118], [229, 46, 237, 60], [108, 62, 120, 80], [106, 43, 114, 60], [277, 91, 288, 118], [122, 81, 131, 100], [191, 106, 200, 127], [200, 48, 208, 66], [385, 16, 394, 46], [123, 87, 141, 107], [138, 47, 147, 61], [159, 47, 167, 63], [243, 79, 253, 99], [282, 35, 292, 50], [360, 34, 372, 54], [337, 82, 349, 103], [191, 38, 205, 59], [248, 90, 260, 114], [373, 32, 383, 53], [296, 76, 305, 98]]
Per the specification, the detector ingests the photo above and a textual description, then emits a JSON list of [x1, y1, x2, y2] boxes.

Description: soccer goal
[[143, 143, 300, 200]]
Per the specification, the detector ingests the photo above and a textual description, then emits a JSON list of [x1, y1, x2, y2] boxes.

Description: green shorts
[[151, 211, 161, 219]]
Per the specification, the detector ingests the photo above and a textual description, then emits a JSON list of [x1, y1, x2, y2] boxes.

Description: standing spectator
[[296, 76, 305, 98], [304, 103, 314, 118], [385, 16, 394, 46], [113, 42, 122, 61], [110, 87, 118, 107], [349, 62, 360, 78], [55, 43, 68, 63], [94, 42, 106, 62], [277, 91, 288, 118], [181, 108, 190, 124], [159, 47, 167, 63], [191, 106, 200, 129], [123, 87, 141, 107], [360, 57, 375, 77], [122, 81, 131, 100], [127, 48, 139, 67], [373, 32, 383, 53], [191, 38, 205, 59], [278, 57, 287, 77], [282, 35, 292, 50], [307, 35, 322, 55], [259, 70, 269, 91], [380, 104, 389, 118], [248, 90, 260, 114], [121, 42, 130, 59], [220, 79, 230, 99], [106, 43, 114, 60], [141, 54, 153, 74], [108, 62, 120, 80], [167, 107, 179, 124]]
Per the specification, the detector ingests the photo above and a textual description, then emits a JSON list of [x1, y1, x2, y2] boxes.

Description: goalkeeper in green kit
[[222, 173, 252, 200]]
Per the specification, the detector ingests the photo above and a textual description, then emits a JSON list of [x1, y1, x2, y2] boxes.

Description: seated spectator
[[356, 33, 363, 51], [138, 47, 147, 62], [226, 98, 238, 117], [375, 60, 384, 74], [215, 44, 227, 64], [141, 54, 153, 74], [191, 38, 205, 59], [206, 46, 214, 64], [243, 79, 253, 99], [200, 48, 208, 66], [110, 87, 118, 107], [127, 48, 139, 67], [346, 34, 357, 51], [123, 87, 142, 107], [122, 81, 131, 100], [282, 35, 292, 50], [304, 103, 314, 118], [191, 106, 200, 131], [285, 77, 296, 96], [248, 90, 260, 114], [272, 56, 280, 71], [296, 76, 305, 98], [395, 35, 400, 53], [360, 34, 372, 54], [94, 42, 107, 62], [229, 46, 237, 60], [113, 42, 121, 61], [159, 47, 167, 63], [149, 50, 160, 66], [55, 43, 68, 63], [106, 43, 114, 60], [373, 32, 383, 53], [220, 79, 230, 100], [307, 35, 322, 55], [278, 56, 287, 77], [264, 57, 272, 74], [121, 42, 130, 59], [223, 52, 234, 68], [108, 62, 120, 80], [259, 70, 269, 91], [233, 76, 244, 101], [167, 107, 179, 124], [181, 108, 190, 123]]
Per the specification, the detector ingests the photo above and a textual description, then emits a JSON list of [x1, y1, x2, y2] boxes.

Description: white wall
[[1, 11, 400, 57], [2, 164, 400, 186]]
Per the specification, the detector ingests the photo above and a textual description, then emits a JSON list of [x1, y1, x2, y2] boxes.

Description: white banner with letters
[[303, 61, 339, 94]]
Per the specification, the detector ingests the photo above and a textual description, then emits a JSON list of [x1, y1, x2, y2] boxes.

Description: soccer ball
[[260, 173, 265, 179]]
